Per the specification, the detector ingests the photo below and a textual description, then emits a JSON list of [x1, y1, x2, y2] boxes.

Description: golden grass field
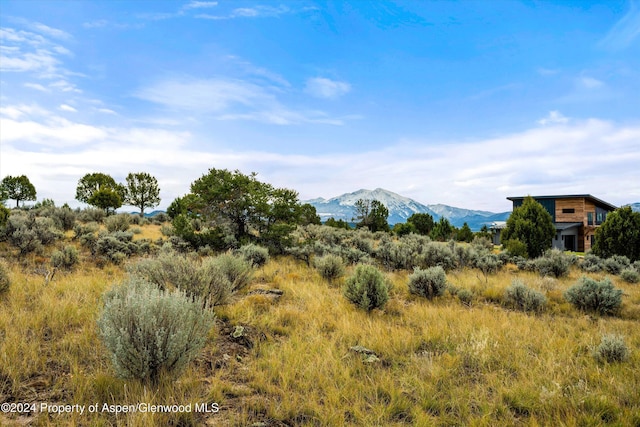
[[0, 223, 639, 426]]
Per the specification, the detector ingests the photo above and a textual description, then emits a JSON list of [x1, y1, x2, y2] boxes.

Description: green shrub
[[152, 212, 169, 223], [238, 243, 270, 268], [564, 276, 623, 315], [314, 254, 345, 283], [603, 255, 631, 275], [105, 214, 131, 232], [73, 222, 99, 239], [456, 288, 474, 305], [504, 279, 547, 313], [97, 278, 215, 383], [408, 266, 447, 299], [208, 253, 252, 292], [96, 231, 137, 264], [535, 249, 571, 278], [421, 243, 457, 271], [580, 253, 603, 272], [78, 208, 105, 223], [45, 206, 76, 231], [3, 213, 62, 254], [129, 215, 148, 226], [51, 245, 79, 270], [128, 252, 232, 307], [620, 268, 639, 284], [593, 334, 629, 363], [473, 252, 502, 281], [0, 260, 10, 295], [0, 205, 9, 229], [505, 239, 528, 259], [344, 264, 389, 311]]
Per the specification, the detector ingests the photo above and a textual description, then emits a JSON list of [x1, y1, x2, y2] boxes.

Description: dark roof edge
[[506, 194, 617, 211]]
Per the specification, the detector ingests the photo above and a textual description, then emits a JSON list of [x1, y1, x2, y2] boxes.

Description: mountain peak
[[304, 187, 510, 230]]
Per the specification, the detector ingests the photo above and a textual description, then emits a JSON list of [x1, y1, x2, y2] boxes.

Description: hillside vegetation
[[1, 214, 639, 426]]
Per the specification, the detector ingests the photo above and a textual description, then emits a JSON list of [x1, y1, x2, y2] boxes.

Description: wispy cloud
[[82, 19, 108, 29], [537, 110, 569, 126], [196, 5, 291, 20], [59, 104, 77, 113], [0, 28, 65, 73], [23, 83, 51, 92], [536, 67, 560, 76], [598, 0, 640, 50], [135, 76, 348, 125], [182, 1, 218, 10], [305, 77, 351, 99], [30, 22, 72, 40], [0, 24, 80, 95], [579, 76, 604, 89]]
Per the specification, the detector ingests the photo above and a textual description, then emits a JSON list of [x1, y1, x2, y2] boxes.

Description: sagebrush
[[344, 264, 389, 311], [408, 266, 447, 299], [97, 278, 215, 383], [564, 276, 623, 315]]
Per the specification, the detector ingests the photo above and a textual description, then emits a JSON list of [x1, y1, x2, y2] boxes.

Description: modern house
[[496, 195, 617, 252]]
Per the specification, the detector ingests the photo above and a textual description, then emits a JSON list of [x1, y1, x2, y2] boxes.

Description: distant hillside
[[304, 188, 510, 230], [125, 210, 166, 218], [626, 203, 640, 213]]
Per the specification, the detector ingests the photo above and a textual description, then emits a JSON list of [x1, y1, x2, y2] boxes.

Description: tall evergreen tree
[[407, 213, 435, 236], [592, 206, 640, 262], [501, 196, 555, 258], [353, 199, 389, 232]]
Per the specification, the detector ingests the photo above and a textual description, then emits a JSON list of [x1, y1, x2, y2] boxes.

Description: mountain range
[[304, 188, 510, 231]]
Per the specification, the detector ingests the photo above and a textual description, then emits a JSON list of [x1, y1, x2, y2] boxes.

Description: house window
[[562, 208, 575, 214], [587, 212, 594, 225]]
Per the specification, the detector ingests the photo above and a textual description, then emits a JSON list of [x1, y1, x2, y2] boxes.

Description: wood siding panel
[[555, 198, 587, 224]]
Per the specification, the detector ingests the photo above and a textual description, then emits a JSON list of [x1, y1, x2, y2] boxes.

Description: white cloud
[[59, 104, 77, 112], [537, 110, 569, 125], [2, 106, 638, 211], [305, 77, 351, 99]]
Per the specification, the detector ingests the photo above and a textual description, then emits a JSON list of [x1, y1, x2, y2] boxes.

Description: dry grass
[[1, 227, 639, 426]]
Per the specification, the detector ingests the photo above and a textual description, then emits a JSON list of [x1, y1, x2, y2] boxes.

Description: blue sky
[[1, 0, 639, 212]]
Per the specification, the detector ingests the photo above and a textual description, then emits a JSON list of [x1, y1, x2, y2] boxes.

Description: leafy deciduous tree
[[76, 173, 125, 213], [501, 196, 555, 258], [0, 175, 37, 207], [124, 172, 161, 217], [185, 168, 305, 251]]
